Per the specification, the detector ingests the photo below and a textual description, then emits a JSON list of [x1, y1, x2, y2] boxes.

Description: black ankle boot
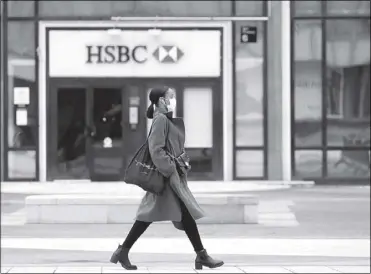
[[110, 244, 138, 270], [195, 249, 224, 270]]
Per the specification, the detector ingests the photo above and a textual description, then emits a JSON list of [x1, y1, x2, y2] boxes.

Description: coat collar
[[154, 105, 173, 120], [154, 104, 167, 117]]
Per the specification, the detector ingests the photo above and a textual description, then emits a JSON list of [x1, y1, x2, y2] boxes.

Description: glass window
[[184, 87, 212, 148], [7, 22, 37, 148], [326, 20, 370, 147], [294, 1, 322, 16], [327, 150, 370, 178], [7, 1, 35, 17], [294, 150, 323, 178], [327, 1, 370, 16], [183, 87, 213, 174], [293, 20, 322, 147], [236, 150, 264, 177], [39, 1, 233, 17], [235, 21, 264, 147], [8, 150, 36, 178], [235, 1, 265, 16]]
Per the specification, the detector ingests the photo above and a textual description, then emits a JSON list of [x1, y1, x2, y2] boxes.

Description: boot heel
[[110, 254, 119, 264], [195, 262, 203, 270]]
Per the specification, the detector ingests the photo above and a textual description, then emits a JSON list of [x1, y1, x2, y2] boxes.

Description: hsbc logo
[[86, 44, 184, 64], [153, 46, 184, 63]]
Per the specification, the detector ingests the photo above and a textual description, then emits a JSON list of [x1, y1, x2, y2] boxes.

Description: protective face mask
[[167, 98, 177, 112]]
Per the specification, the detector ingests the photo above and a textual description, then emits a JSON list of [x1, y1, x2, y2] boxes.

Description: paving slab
[[238, 266, 293, 273], [196, 266, 244, 273], [331, 266, 371, 273], [54, 266, 102, 273], [285, 266, 340, 273], [7, 267, 57, 273], [148, 267, 197, 273], [0, 268, 11, 274], [102, 267, 149, 273]]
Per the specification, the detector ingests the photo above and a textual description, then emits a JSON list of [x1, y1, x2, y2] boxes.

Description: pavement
[[1, 184, 370, 273], [1, 265, 370, 273], [0, 181, 301, 195]]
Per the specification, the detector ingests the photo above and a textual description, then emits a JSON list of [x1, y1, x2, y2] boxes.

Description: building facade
[[0, 1, 369, 183], [291, 1, 370, 183]]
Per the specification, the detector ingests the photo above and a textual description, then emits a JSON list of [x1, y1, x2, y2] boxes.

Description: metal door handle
[[85, 126, 96, 138]]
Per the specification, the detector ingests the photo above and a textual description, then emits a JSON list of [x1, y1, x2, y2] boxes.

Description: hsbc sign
[[86, 45, 184, 64], [153, 46, 184, 63], [49, 30, 220, 77]]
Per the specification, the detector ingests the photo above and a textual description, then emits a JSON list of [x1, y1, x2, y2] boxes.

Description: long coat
[[135, 110, 206, 230]]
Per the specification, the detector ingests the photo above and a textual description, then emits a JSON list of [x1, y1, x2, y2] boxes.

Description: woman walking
[[110, 86, 224, 270]]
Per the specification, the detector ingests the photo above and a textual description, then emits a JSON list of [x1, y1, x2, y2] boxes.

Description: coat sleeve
[[148, 114, 176, 178]]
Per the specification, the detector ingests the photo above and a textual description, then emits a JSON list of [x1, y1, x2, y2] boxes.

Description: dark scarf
[[154, 105, 173, 121]]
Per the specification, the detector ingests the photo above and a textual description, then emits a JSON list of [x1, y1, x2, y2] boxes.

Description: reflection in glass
[[39, 1, 232, 17], [92, 89, 122, 145], [236, 150, 263, 177], [56, 88, 88, 179], [235, 21, 264, 147], [235, 1, 264, 16], [7, 22, 37, 148], [326, 20, 370, 147], [327, 150, 370, 178], [7, 1, 35, 17], [294, 20, 322, 147], [91, 88, 123, 177], [294, 1, 322, 16], [327, 1, 370, 15], [187, 148, 213, 173], [294, 150, 322, 178], [8, 151, 36, 178]]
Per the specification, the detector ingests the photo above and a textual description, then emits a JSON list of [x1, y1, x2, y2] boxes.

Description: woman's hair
[[146, 86, 168, 119]]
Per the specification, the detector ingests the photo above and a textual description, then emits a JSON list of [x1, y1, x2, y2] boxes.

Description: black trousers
[[122, 198, 204, 252]]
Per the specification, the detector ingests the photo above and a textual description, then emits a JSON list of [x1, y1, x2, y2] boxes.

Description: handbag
[[124, 123, 170, 195], [169, 150, 191, 176]]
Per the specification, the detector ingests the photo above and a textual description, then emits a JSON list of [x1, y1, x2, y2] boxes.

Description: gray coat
[[135, 110, 206, 230]]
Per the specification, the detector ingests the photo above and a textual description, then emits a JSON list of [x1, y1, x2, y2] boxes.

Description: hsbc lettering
[[86, 45, 148, 64]]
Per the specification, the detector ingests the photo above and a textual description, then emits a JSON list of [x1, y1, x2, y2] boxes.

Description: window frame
[[7, 0, 36, 18], [34, 1, 269, 19], [232, 20, 268, 180], [291, 1, 371, 182], [3, 1, 40, 181]]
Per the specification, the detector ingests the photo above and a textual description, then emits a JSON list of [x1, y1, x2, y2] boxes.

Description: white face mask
[[167, 98, 177, 112]]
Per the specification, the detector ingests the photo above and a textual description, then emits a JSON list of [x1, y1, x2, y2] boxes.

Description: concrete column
[[266, 1, 291, 180], [0, 1, 4, 181], [281, 1, 292, 181]]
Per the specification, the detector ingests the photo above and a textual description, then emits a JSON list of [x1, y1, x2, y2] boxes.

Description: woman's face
[[159, 88, 176, 112], [165, 88, 176, 100]]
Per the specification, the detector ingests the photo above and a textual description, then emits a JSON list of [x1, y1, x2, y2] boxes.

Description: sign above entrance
[[85, 45, 184, 64], [48, 29, 221, 78]]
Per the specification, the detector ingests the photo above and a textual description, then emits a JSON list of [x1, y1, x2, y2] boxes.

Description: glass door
[[47, 83, 90, 181], [48, 79, 148, 181], [86, 87, 124, 181], [85, 83, 147, 181], [48, 78, 221, 181]]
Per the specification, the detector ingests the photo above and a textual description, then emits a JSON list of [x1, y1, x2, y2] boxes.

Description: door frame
[[47, 77, 223, 181], [47, 78, 130, 181], [39, 20, 233, 182], [85, 85, 126, 181]]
